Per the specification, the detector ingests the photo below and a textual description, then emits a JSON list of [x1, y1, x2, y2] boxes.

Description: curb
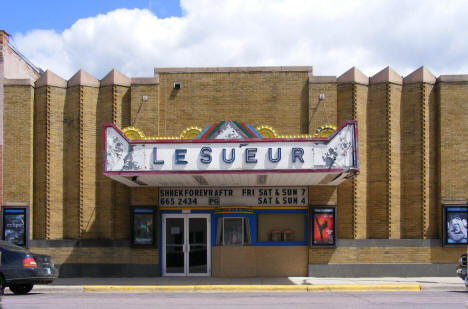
[[83, 284, 422, 293]]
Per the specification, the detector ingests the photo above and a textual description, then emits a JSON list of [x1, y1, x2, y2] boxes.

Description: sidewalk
[[27, 277, 467, 293]]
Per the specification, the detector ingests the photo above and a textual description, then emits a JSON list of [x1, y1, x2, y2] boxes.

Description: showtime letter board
[[159, 187, 308, 207]]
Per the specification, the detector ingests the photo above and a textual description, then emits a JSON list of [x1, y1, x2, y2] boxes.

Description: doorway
[[162, 214, 211, 276]]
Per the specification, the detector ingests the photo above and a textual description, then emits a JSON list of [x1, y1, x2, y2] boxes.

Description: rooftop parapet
[[3, 78, 34, 86], [35, 70, 67, 88], [101, 69, 131, 87], [403, 66, 436, 84], [68, 69, 100, 88], [154, 66, 313, 74], [370, 66, 402, 85], [337, 67, 369, 85], [437, 75, 468, 82]]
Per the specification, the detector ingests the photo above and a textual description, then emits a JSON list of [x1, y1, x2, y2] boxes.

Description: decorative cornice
[[338, 67, 369, 85], [68, 69, 100, 88], [35, 70, 67, 88], [101, 69, 131, 87], [403, 66, 436, 85], [370, 66, 402, 85]]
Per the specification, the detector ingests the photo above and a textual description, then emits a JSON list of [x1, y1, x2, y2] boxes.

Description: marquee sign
[[102, 121, 359, 187], [159, 187, 308, 207]]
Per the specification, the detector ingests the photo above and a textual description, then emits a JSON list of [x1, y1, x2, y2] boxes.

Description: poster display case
[[131, 207, 156, 247], [443, 205, 468, 246], [2, 207, 29, 247], [310, 206, 336, 247]]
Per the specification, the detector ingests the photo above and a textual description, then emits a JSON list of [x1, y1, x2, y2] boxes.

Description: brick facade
[[3, 66, 468, 276]]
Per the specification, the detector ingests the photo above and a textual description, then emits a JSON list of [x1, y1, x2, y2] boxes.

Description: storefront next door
[[162, 214, 211, 276]]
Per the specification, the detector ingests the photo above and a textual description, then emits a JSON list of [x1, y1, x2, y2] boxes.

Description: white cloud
[[11, 0, 468, 80]]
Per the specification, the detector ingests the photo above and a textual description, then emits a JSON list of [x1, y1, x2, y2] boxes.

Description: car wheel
[[9, 284, 33, 295]]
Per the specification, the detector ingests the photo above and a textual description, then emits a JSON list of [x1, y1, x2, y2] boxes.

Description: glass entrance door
[[162, 214, 211, 276]]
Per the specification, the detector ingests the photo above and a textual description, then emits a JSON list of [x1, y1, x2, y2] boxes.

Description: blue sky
[[3, 0, 468, 80], [2, 0, 182, 34]]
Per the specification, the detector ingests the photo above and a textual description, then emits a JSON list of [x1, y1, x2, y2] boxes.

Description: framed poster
[[443, 205, 468, 246], [310, 207, 336, 247], [2, 207, 29, 247], [131, 207, 157, 247]]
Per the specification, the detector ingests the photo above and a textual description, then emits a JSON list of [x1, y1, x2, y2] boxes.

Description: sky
[[2, 0, 468, 80]]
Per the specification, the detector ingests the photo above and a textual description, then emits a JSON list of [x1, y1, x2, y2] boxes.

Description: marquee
[[102, 120, 359, 187]]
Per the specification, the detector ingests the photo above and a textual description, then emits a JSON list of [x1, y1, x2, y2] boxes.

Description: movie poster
[[312, 208, 335, 246], [133, 209, 154, 245], [3, 209, 26, 246], [446, 207, 468, 244]]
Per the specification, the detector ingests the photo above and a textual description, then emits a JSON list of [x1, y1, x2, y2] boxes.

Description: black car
[[0, 241, 58, 294]]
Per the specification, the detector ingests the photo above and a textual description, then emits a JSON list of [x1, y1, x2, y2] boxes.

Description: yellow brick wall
[[308, 82, 337, 131], [63, 86, 81, 239], [308, 186, 337, 206], [439, 82, 468, 201], [48, 86, 67, 239], [337, 84, 355, 238], [353, 84, 368, 239], [33, 87, 47, 239], [388, 83, 402, 239], [114, 85, 131, 128], [426, 84, 439, 238], [130, 84, 160, 136], [156, 72, 309, 136], [80, 86, 99, 239], [34, 86, 67, 239], [401, 83, 423, 238], [130, 187, 158, 206], [213, 246, 307, 277], [3, 85, 35, 239], [113, 85, 131, 239], [96, 86, 114, 239], [366, 83, 390, 238], [114, 183, 130, 239], [30, 247, 159, 265], [5, 70, 468, 269], [309, 246, 465, 264]]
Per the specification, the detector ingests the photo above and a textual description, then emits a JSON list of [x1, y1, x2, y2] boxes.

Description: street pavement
[[2, 291, 468, 309], [24, 276, 466, 293]]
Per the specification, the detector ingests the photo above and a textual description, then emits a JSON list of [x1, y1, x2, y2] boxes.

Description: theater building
[[2, 65, 467, 277]]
